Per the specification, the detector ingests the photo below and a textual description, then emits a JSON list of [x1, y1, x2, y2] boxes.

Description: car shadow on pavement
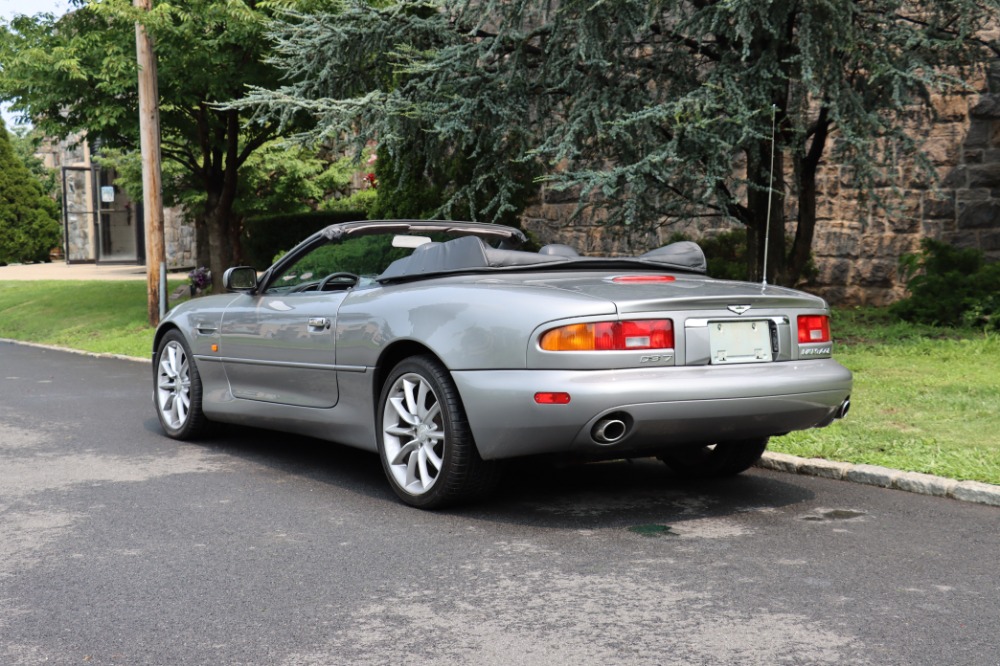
[[476, 456, 816, 530], [145, 418, 815, 530]]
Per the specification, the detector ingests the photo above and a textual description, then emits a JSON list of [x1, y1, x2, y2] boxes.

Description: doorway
[[61, 166, 145, 265]]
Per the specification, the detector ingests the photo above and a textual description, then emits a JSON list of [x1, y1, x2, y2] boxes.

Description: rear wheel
[[154, 330, 207, 440], [377, 355, 499, 509], [658, 438, 769, 478]]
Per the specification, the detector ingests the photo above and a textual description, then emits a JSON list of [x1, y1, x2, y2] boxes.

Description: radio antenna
[[761, 104, 777, 287]]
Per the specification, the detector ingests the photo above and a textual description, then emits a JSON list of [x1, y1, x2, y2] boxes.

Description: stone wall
[[522, 64, 1000, 307], [163, 207, 197, 270], [811, 65, 1000, 305]]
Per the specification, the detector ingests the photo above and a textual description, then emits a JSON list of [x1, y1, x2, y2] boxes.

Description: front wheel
[[658, 438, 769, 478], [377, 355, 499, 509], [154, 330, 207, 440]]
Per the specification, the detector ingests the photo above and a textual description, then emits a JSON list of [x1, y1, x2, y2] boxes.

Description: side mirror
[[223, 266, 258, 293]]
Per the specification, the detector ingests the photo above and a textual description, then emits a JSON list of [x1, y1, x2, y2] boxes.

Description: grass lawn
[[1, 281, 998, 485], [772, 308, 1000, 485], [0, 280, 175, 359]]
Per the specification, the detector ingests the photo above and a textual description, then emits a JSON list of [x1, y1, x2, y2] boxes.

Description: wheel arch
[[372, 340, 443, 410], [152, 323, 181, 354]]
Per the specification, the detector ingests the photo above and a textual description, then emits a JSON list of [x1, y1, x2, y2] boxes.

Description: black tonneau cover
[[377, 236, 707, 282]]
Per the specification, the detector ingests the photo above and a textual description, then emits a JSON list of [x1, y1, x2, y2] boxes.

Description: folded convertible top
[[377, 235, 707, 282]]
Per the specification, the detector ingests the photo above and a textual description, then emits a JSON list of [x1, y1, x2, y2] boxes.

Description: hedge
[[241, 210, 367, 269]]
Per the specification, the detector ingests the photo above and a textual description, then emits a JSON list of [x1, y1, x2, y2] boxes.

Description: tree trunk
[[785, 108, 831, 286], [200, 109, 243, 293], [204, 188, 237, 294], [195, 215, 211, 269]]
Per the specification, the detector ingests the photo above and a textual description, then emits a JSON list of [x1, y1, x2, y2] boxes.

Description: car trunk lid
[[512, 273, 827, 313]]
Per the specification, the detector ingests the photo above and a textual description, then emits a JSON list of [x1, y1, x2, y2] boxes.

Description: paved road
[[1, 342, 998, 666]]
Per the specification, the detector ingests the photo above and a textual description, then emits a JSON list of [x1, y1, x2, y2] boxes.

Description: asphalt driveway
[[1, 342, 998, 665]]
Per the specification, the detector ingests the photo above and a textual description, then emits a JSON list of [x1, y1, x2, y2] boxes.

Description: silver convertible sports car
[[153, 220, 852, 508]]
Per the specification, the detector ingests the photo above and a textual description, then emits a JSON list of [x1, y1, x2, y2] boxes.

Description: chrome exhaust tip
[[836, 398, 851, 420], [592, 417, 628, 445]]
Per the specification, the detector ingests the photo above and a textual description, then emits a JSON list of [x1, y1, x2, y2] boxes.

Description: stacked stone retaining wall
[[522, 64, 1000, 307]]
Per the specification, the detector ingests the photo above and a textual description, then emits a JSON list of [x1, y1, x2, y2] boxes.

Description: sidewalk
[[0, 262, 190, 282]]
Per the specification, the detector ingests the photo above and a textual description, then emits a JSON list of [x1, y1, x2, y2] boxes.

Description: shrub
[[698, 229, 749, 281], [890, 238, 1000, 329], [0, 122, 60, 264]]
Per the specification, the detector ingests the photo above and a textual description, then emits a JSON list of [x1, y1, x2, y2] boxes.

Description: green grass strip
[[0, 280, 166, 359]]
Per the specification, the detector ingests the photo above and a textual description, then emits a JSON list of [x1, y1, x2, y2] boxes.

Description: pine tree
[[0, 119, 60, 265], [241, 0, 999, 284]]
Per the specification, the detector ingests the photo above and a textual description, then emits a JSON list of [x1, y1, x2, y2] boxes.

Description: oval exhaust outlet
[[592, 418, 628, 445], [837, 398, 851, 420]]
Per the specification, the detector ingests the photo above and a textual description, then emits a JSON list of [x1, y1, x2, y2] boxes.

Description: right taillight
[[798, 315, 831, 343]]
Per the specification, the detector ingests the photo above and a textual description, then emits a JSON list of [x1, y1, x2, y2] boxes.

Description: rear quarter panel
[[334, 278, 617, 370]]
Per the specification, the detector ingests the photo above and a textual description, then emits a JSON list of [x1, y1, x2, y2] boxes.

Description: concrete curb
[[0, 338, 150, 365], [757, 452, 1000, 508], [4, 338, 1000, 508]]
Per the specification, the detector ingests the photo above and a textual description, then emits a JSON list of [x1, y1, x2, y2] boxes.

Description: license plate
[[709, 320, 773, 364]]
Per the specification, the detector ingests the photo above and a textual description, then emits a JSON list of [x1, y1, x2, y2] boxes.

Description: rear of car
[[448, 273, 852, 462]]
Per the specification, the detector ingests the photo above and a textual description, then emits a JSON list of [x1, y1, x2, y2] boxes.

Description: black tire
[[153, 330, 207, 440], [377, 355, 500, 509], [658, 438, 769, 478]]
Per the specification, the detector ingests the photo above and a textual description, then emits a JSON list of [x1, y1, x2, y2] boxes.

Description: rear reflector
[[540, 320, 674, 351], [534, 392, 571, 405], [798, 315, 831, 343]]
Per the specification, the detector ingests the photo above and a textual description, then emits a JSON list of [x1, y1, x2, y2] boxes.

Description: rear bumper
[[452, 359, 853, 460]]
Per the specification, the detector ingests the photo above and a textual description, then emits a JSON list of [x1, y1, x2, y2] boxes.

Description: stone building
[[38, 135, 196, 269], [523, 64, 1000, 307]]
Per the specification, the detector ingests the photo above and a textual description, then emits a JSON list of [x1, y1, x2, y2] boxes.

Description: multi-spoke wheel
[[377, 355, 499, 509], [658, 438, 769, 478], [154, 330, 206, 440]]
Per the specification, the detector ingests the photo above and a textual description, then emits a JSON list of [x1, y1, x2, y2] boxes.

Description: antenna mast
[[762, 104, 777, 287]]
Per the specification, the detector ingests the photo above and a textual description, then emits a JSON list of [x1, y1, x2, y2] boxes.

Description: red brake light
[[611, 275, 676, 283], [540, 320, 674, 351], [798, 315, 831, 343]]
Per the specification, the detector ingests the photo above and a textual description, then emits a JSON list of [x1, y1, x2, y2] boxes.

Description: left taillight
[[798, 315, 831, 343], [540, 319, 674, 351]]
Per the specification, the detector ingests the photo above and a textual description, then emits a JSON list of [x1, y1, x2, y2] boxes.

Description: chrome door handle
[[308, 317, 331, 330]]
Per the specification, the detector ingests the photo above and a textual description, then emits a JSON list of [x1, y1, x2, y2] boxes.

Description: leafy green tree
[[0, 0, 289, 289], [242, 0, 998, 284], [0, 119, 60, 264], [8, 125, 60, 204], [236, 140, 364, 217], [96, 139, 364, 214]]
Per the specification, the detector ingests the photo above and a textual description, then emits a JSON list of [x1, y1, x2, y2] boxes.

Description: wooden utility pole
[[134, 0, 166, 326]]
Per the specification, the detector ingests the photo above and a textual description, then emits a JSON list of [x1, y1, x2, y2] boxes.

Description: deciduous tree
[[0, 0, 286, 289]]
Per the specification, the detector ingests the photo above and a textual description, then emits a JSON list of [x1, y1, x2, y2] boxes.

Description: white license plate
[[709, 320, 773, 364]]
